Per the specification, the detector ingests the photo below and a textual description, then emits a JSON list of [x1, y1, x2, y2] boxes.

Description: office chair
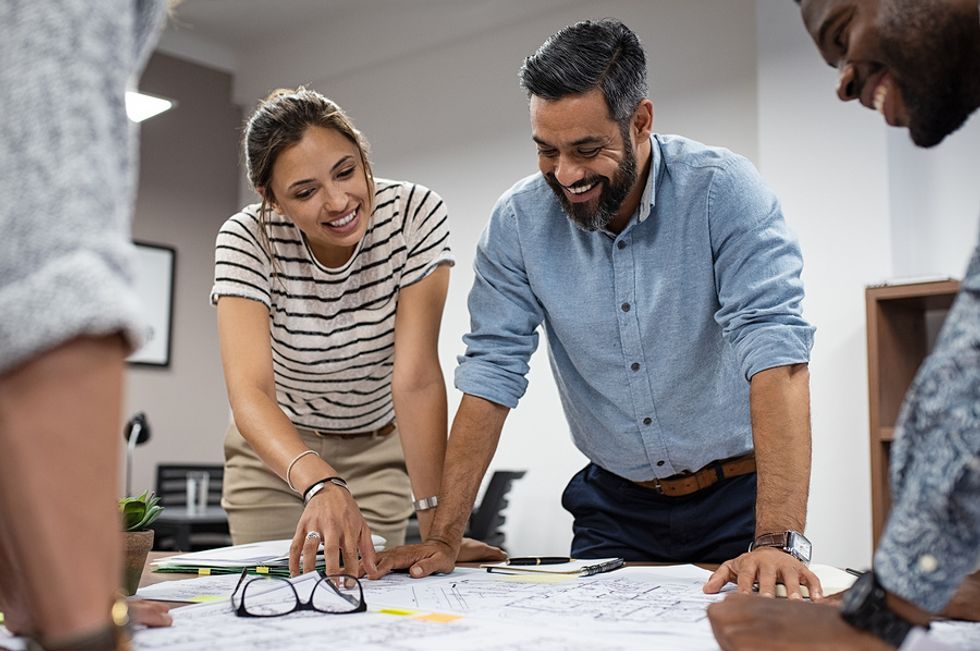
[[152, 463, 231, 551]]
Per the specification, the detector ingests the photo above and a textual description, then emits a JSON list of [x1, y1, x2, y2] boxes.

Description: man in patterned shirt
[[709, 1, 980, 649]]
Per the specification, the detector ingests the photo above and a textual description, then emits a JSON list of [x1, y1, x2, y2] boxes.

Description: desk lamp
[[123, 412, 151, 496]]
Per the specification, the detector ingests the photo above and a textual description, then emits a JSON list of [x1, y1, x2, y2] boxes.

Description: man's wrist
[[884, 591, 932, 628]]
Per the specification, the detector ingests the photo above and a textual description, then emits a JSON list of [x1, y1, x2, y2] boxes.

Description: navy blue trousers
[[562, 463, 756, 563]]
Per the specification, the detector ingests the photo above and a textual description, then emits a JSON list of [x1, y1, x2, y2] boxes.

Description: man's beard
[[879, 0, 980, 147], [545, 133, 638, 232]]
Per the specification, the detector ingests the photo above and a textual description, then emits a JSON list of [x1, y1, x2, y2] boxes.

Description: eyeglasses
[[230, 568, 367, 617]]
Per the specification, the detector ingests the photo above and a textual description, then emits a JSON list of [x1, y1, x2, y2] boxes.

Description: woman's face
[[267, 125, 371, 267]]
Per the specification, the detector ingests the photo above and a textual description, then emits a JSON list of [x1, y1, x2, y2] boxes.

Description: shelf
[[865, 279, 959, 548]]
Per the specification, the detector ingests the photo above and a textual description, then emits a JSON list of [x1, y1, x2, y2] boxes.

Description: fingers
[[127, 600, 173, 628], [409, 548, 454, 579], [757, 562, 777, 598], [322, 531, 342, 578], [340, 529, 361, 579], [735, 560, 756, 594], [779, 568, 802, 600], [358, 525, 378, 576], [800, 566, 823, 601], [703, 561, 736, 594], [288, 529, 304, 577], [303, 530, 322, 575]]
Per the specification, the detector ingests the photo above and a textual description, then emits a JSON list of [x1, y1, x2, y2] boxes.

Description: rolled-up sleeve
[[875, 264, 980, 613], [454, 198, 545, 409], [708, 156, 815, 380]]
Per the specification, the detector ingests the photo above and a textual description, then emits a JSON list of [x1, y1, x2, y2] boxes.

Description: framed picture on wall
[[127, 241, 176, 368]]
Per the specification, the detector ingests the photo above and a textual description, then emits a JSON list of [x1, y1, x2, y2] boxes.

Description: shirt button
[[617, 241, 626, 250], [656, 460, 665, 466], [631, 362, 640, 371], [621, 302, 631, 312], [643, 417, 652, 425], [917, 554, 939, 573]]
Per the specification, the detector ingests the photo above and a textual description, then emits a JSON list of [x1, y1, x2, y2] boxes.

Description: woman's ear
[[257, 186, 279, 213]]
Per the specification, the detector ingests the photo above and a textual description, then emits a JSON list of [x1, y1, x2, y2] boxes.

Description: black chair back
[[154, 463, 224, 507], [467, 470, 526, 550]]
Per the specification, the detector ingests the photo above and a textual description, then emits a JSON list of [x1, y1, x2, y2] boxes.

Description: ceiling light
[[125, 91, 175, 122]]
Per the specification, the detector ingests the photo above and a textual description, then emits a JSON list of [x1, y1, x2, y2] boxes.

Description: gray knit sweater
[[0, 0, 165, 374]]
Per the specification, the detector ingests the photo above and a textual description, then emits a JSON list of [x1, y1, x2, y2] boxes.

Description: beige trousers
[[221, 421, 412, 549]]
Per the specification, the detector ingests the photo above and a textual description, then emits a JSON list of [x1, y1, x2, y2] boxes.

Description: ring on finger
[[305, 531, 321, 542]]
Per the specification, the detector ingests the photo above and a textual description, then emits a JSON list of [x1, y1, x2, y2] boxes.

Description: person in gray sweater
[[0, 1, 173, 648]]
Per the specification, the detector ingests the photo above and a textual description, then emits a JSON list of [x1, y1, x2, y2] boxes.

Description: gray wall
[[124, 53, 242, 496]]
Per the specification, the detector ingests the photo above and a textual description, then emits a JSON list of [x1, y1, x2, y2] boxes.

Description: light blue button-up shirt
[[455, 134, 814, 481]]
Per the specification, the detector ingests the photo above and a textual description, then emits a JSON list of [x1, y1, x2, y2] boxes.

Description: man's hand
[[707, 593, 892, 651], [457, 537, 506, 563], [941, 571, 980, 622], [128, 600, 173, 628], [372, 540, 457, 579], [703, 547, 823, 600]]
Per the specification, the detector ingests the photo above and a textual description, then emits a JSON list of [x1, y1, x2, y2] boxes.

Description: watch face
[[843, 572, 873, 614], [788, 532, 812, 561]]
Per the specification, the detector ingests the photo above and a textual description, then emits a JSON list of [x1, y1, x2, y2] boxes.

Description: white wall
[[888, 116, 980, 279]]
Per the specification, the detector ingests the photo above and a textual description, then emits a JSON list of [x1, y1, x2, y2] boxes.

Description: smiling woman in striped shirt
[[211, 88, 503, 577]]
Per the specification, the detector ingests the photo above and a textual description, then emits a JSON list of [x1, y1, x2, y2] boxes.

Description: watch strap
[[841, 571, 918, 648]]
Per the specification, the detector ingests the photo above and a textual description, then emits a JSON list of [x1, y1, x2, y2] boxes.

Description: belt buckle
[[652, 478, 665, 495]]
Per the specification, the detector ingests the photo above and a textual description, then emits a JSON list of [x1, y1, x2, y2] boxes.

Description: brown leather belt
[[311, 420, 396, 440], [633, 453, 756, 497]]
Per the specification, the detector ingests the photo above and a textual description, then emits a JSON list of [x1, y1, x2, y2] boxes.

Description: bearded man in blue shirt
[[378, 18, 822, 599]]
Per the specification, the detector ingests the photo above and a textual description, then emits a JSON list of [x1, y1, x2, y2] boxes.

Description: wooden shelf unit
[[865, 279, 959, 547]]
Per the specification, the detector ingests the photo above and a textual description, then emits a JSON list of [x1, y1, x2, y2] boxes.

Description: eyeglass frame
[[230, 567, 367, 618]]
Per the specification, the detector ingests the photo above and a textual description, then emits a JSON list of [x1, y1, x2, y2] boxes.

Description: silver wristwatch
[[749, 530, 812, 564]]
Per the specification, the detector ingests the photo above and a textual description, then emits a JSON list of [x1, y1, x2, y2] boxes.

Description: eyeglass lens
[[236, 574, 363, 616]]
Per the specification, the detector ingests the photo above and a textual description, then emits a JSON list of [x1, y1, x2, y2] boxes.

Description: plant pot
[[122, 529, 154, 596]]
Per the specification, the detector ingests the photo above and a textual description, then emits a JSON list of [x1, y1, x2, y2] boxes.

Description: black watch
[[748, 530, 812, 564], [841, 570, 923, 648]]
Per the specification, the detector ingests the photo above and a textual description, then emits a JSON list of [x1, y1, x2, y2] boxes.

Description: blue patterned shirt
[[454, 134, 814, 480], [876, 237, 980, 613]]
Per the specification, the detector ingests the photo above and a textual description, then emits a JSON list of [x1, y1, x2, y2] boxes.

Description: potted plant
[[120, 490, 164, 595]]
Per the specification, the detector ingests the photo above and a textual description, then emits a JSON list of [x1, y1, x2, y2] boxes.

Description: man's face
[[530, 89, 639, 232], [801, 0, 979, 147]]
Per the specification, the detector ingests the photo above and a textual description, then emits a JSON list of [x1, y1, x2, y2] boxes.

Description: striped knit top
[[210, 179, 453, 433]]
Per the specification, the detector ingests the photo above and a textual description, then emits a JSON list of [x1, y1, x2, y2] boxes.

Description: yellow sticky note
[[378, 608, 417, 616], [415, 613, 462, 623], [197, 568, 212, 576], [190, 595, 225, 603], [255, 566, 270, 574]]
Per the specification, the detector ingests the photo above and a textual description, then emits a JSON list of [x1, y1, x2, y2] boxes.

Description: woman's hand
[[288, 485, 377, 579]]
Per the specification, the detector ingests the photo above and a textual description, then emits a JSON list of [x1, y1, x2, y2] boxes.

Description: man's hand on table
[[371, 536, 505, 579], [703, 547, 823, 600], [707, 593, 892, 651]]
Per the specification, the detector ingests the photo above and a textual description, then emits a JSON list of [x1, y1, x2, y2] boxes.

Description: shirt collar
[[635, 134, 660, 224]]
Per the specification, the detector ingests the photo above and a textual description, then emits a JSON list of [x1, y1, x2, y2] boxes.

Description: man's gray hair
[[519, 19, 648, 126]]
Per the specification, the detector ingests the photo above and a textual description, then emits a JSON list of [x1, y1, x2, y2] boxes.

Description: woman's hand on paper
[[703, 547, 824, 600], [289, 485, 377, 578]]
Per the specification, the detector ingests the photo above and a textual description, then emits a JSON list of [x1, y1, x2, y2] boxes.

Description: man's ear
[[633, 99, 654, 141]]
